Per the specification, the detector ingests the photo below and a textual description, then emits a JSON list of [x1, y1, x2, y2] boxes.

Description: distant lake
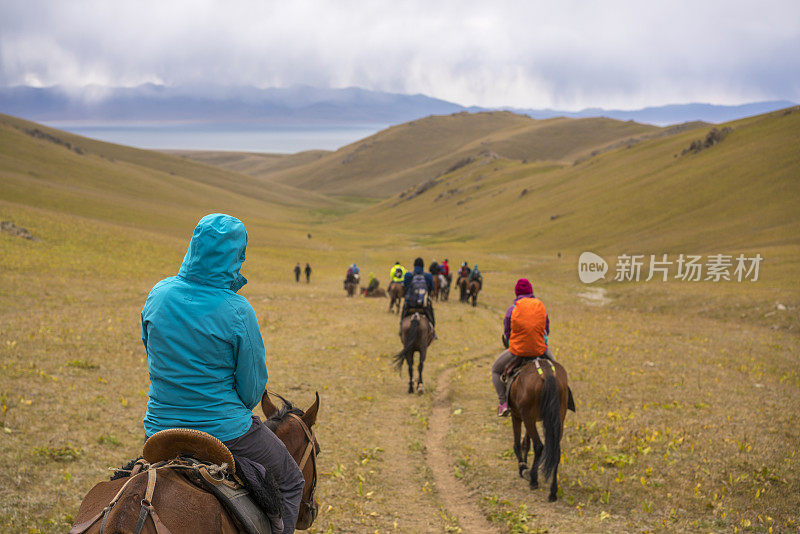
[[42, 122, 388, 153]]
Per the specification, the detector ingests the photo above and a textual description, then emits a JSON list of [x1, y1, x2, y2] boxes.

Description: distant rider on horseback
[[389, 261, 406, 287], [456, 261, 470, 287], [491, 278, 554, 417], [141, 214, 305, 532], [365, 272, 380, 295], [401, 257, 436, 335], [469, 264, 483, 290]]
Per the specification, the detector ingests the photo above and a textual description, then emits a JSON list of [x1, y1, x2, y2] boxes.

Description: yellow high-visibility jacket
[[389, 264, 406, 283]]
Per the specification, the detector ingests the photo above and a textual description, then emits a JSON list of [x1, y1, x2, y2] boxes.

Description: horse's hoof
[[416, 383, 424, 394], [530, 481, 539, 489], [520, 468, 530, 480], [548, 494, 557, 502]]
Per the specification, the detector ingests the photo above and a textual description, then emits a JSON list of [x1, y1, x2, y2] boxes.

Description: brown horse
[[344, 280, 357, 297], [71, 390, 320, 533], [431, 274, 441, 300], [393, 312, 433, 394], [457, 276, 469, 302], [509, 358, 573, 502], [363, 286, 386, 298], [468, 280, 481, 307], [388, 282, 404, 313]]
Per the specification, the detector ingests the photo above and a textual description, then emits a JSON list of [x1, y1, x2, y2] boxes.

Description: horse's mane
[[265, 397, 305, 433]]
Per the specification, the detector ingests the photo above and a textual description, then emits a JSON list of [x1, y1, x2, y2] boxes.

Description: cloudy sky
[[1, 0, 798, 110]]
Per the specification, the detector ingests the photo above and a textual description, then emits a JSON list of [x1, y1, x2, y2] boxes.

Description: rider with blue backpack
[[400, 257, 435, 334]]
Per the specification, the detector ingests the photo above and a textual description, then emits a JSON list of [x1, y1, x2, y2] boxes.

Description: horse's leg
[[512, 413, 526, 478], [407, 352, 414, 394], [549, 461, 559, 502], [416, 343, 426, 394], [523, 417, 542, 490], [522, 432, 531, 467]]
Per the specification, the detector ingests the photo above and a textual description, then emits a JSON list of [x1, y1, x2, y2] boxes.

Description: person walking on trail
[[490, 278, 554, 417], [141, 214, 304, 532], [304, 263, 311, 283], [389, 261, 406, 286], [294, 263, 301, 282], [400, 257, 436, 335]]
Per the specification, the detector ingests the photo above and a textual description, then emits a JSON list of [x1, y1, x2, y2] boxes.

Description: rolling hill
[[0, 113, 347, 246], [163, 148, 330, 179], [177, 111, 681, 197], [341, 106, 800, 262]]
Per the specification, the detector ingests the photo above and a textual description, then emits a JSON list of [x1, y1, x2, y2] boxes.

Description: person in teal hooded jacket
[[141, 214, 304, 533]]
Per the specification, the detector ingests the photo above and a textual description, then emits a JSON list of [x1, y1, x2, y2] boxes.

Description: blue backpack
[[406, 273, 428, 307]]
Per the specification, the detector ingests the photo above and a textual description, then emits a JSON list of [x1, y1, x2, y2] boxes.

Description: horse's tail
[[393, 316, 420, 370], [541, 370, 562, 481]]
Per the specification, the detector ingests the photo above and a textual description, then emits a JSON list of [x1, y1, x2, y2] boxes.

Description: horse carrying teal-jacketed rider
[[141, 213, 304, 533]]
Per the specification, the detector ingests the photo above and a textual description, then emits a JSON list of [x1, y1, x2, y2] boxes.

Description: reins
[[266, 389, 320, 525], [287, 412, 320, 524]]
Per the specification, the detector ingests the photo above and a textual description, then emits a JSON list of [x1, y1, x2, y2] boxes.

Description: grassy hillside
[[180, 111, 670, 197], [0, 113, 370, 254], [1, 112, 798, 533], [345, 107, 800, 260], [163, 148, 330, 178]]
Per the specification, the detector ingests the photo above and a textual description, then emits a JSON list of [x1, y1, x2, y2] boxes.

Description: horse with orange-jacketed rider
[[490, 277, 574, 502]]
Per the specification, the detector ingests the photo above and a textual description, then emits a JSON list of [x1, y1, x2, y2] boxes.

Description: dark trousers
[[224, 416, 305, 534]]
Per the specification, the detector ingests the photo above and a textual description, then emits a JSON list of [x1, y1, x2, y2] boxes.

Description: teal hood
[[178, 214, 248, 291]]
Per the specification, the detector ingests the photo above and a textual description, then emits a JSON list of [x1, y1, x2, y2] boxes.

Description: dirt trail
[[425, 367, 501, 534]]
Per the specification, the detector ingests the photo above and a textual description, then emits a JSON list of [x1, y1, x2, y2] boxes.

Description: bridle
[[286, 412, 319, 526]]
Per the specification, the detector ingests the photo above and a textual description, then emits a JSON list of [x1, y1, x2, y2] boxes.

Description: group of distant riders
[[342, 258, 485, 338], [350, 257, 552, 418]]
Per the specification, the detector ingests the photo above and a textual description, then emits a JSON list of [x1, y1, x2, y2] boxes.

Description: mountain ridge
[[1, 84, 794, 127]]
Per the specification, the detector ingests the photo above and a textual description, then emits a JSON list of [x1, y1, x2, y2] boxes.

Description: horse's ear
[[261, 389, 279, 419], [302, 392, 320, 428]]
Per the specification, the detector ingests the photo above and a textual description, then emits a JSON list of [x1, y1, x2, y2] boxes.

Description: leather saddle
[[143, 429, 281, 534], [501, 358, 576, 412]]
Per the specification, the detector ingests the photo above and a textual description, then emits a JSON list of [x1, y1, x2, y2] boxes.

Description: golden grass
[[1, 111, 798, 533]]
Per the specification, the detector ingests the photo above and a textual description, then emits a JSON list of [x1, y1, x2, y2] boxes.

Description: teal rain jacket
[[142, 214, 268, 441]]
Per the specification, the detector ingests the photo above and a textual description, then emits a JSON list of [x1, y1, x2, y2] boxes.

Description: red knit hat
[[514, 278, 533, 296]]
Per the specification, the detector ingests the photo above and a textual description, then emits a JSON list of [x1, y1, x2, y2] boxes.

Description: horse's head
[[261, 390, 320, 530]]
